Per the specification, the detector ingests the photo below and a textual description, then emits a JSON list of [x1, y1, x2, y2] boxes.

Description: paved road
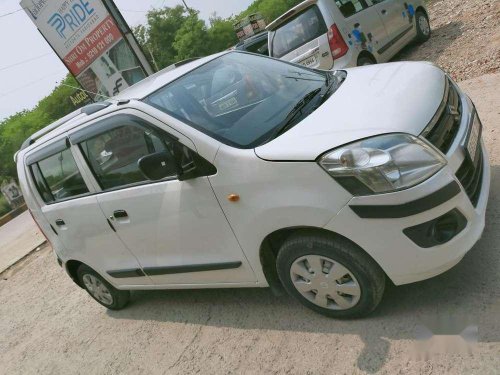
[[0, 211, 45, 273], [0, 74, 498, 374]]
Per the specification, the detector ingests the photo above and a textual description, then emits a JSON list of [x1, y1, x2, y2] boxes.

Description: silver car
[[267, 0, 431, 69]]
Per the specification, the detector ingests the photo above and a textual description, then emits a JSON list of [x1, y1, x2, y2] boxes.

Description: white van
[[267, 0, 430, 68], [17, 52, 489, 318]]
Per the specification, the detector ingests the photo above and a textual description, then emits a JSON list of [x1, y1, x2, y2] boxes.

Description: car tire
[[357, 55, 376, 66], [77, 264, 130, 310], [276, 231, 385, 319], [415, 10, 431, 43]]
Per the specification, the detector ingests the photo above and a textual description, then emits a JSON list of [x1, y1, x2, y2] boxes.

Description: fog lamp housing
[[403, 209, 467, 248]]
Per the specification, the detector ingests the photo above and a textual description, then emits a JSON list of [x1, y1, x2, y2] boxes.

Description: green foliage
[[0, 75, 80, 181], [133, 5, 189, 69], [173, 11, 210, 60], [240, 0, 304, 23], [208, 15, 239, 53], [0, 195, 10, 217]]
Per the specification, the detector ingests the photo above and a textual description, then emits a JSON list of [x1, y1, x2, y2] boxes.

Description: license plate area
[[300, 54, 318, 67], [465, 111, 482, 166]]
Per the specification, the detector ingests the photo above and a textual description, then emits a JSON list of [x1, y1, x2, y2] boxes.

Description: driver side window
[[79, 123, 178, 190]]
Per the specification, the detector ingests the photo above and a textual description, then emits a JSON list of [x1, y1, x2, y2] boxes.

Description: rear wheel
[[77, 264, 130, 310], [276, 232, 385, 318], [415, 10, 431, 43], [357, 54, 376, 66]]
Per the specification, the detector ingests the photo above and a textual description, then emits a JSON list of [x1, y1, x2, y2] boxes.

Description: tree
[[0, 75, 80, 181], [173, 11, 210, 61], [135, 6, 190, 69], [240, 0, 303, 23], [207, 14, 238, 53]]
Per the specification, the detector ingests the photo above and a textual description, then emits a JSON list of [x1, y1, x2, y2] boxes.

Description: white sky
[[0, 0, 254, 121]]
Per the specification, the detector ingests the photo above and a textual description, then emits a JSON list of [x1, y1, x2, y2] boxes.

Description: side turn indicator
[[227, 194, 240, 202]]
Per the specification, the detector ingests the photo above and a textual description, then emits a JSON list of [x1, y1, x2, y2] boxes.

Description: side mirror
[[138, 151, 178, 181]]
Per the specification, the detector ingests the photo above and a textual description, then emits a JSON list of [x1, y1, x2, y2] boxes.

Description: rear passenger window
[[335, 0, 369, 18], [271, 6, 327, 58], [31, 148, 89, 203], [79, 124, 176, 190]]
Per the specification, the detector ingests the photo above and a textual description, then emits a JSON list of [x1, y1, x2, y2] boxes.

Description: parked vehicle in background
[[16, 52, 489, 318], [267, 0, 430, 69], [234, 32, 269, 55]]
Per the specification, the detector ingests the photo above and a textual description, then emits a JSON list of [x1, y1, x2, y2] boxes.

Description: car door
[[70, 110, 256, 286], [334, 0, 388, 60], [371, 0, 415, 55], [25, 135, 151, 286]]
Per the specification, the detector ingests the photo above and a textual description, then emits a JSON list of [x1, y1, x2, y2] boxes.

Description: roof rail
[[18, 101, 113, 152], [164, 57, 200, 72]]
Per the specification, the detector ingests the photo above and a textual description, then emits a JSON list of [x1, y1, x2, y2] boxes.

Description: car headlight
[[318, 133, 446, 195]]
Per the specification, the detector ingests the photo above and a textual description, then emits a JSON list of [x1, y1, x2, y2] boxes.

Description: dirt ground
[[1, 2, 500, 374], [394, 0, 500, 81]]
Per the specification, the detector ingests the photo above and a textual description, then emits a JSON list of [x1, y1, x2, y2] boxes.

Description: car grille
[[456, 145, 483, 207], [422, 78, 462, 154]]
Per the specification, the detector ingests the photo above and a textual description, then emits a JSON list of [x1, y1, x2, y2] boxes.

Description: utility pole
[[181, 0, 191, 12]]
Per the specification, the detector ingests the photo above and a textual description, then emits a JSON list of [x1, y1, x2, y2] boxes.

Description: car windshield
[[144, 52, 328, 148]]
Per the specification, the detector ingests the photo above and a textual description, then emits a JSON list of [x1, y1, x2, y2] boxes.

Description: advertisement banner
[[1, 181, 24, 208], [20, 0, 149, 101]]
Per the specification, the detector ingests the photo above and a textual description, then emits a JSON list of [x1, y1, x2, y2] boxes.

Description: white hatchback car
[[17, 52, 489, 318], [268, 0, 430, 69]]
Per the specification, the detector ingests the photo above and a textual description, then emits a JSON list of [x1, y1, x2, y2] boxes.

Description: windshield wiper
[[266, 88, 322, 141], [316, 71, 345, 107]]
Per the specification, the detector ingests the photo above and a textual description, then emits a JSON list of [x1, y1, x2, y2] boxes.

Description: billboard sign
[[20, 0, 153, 101], [1, 181, 23, 208]]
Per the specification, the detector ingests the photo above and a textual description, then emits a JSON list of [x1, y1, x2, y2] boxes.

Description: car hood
[[255, 62, 446, 161]]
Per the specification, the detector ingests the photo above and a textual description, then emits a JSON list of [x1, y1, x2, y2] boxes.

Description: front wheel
[[415, 10, 431, 43], [77, 264, 130, 310], [276, 232, 385, 318]]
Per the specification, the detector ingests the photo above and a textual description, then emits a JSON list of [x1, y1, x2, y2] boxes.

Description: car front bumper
[[323, 92, 490, 285]]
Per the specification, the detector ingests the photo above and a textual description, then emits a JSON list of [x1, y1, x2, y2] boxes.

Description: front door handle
[[381, 9, 387, 15], [55, 219, 65, 226], [113, 210, 128, 219]]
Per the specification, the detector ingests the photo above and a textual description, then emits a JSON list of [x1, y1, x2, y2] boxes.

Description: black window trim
[[270, 5, 328, 58]]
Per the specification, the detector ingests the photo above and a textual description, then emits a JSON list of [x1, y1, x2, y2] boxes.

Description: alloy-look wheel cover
[[83, 274, 114, 306], [290, 255, 361, 310]]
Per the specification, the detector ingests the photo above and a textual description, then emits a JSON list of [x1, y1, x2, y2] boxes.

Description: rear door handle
[[113, 210, 128, 219], [55, 219, 65, 226], [381, 9, 387, 14]]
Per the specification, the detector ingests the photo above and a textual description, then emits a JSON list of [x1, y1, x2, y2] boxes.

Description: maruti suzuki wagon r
[[16, 52, 489, 318], [268, 0, 430, 69]]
